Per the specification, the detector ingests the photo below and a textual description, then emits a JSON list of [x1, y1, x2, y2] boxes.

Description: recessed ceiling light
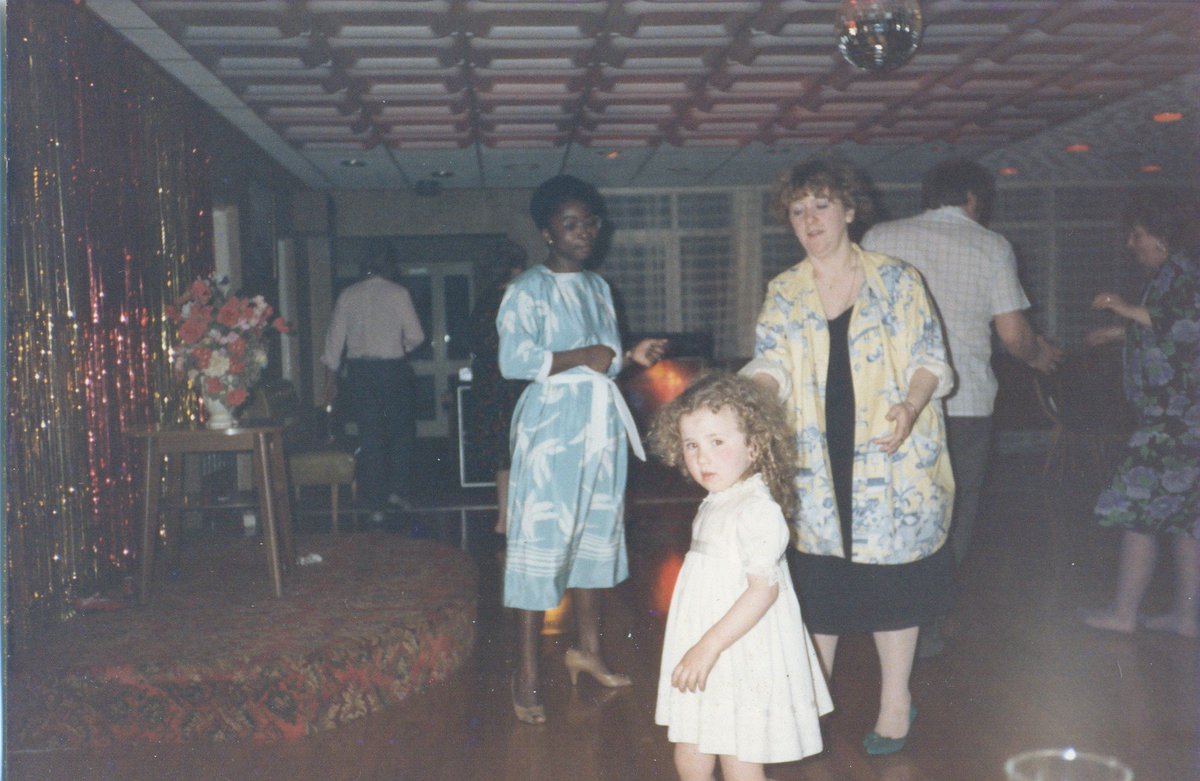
[[430, 169, 454, 178], [605, 151, 620, 160], [1152, 112, 1183, 123], [1065, 143, 1090, 154], [1139, 164, 1163, 173], [998, 167, 1019, 177], [340, 159, 367, 167]]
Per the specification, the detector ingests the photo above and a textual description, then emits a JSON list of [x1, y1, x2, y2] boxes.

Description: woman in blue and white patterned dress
[[498, 174, 667, 724]]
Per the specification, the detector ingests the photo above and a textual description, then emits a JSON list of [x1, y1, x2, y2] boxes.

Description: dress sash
[[541, 371, 646, 461]]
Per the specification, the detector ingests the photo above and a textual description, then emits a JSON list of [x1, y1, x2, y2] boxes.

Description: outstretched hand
[[629, 338, 669, 367], [874, 401, 917, 454], [1085, 325, 1125, 348], [1091, 290, 1152, 329], [1091, 291, 1128, 314]]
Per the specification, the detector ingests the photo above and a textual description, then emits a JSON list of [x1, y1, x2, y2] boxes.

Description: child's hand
[[671, 641, 719, 693]]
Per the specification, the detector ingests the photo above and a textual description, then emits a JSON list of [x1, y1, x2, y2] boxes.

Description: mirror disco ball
[[836, 0, 924, 73]]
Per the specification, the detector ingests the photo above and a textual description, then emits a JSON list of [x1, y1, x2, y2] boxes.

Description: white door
[[394, 261, 474, 438]]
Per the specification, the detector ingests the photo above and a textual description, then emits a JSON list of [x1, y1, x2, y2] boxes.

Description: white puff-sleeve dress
[[655, 473, 832, 764]]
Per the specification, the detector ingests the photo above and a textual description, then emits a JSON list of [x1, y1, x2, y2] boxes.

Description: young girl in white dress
[[649, 372, 832, 781]]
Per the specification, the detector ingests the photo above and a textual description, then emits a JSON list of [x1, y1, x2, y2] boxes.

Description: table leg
[[253, 433, 284, 597], [140, 440, 162, 604], [164, 454, 185, 571], [267, 431, 295, 567]]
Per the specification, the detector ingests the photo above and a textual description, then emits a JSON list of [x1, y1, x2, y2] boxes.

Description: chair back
[[243, 380, 302, 425], [1039, 347, 1134, 436]]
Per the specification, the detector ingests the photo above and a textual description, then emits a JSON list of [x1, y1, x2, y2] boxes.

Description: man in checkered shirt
[[863, 159, 1063, 656]]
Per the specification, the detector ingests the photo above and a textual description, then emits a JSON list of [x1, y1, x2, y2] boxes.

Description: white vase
[[204, 395, 236, 430]]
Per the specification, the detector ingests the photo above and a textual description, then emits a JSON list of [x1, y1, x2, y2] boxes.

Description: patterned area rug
[[8, 532, 477, 747]]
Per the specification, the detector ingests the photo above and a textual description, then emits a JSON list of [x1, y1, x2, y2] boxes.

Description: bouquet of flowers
[[166, 276, 289, 411]]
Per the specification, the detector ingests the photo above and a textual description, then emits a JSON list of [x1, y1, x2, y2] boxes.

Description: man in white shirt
[[863, 159, 1062, 654], [321, 247, 426, 519]]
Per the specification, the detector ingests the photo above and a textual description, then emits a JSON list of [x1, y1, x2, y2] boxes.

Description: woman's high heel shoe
[[863, 705, 917, 756], [563, 648, 632, 688], [511, 673, 546, 725]]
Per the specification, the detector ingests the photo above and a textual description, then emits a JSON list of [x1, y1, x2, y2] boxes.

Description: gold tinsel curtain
[[6, 0, 213, 644]]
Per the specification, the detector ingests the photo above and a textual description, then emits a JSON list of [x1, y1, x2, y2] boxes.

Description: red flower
[[189, 279, 213, 304], [178, 308, 211, 344], [216, 298, 242, 328], [168, 276, 284, 406], [190, 346, 212, 370]]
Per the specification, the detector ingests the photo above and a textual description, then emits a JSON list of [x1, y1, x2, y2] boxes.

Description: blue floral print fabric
[[1096, 253, 1200, 538]]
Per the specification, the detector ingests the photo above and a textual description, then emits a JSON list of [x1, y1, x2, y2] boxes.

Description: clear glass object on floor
[[1005, 748, 1134, 781]]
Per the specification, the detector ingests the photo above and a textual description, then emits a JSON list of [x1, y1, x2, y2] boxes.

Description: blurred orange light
[[998, 167, 1019, 177], [640, 360, 694, 406], [1152, 112, 1183, 123], [1065, 143, 1090, 153], [542, 593, 572, 635], [653, 552, 685, 618], [1139, 164, 1163, 173], [605, 151, 621, 160]]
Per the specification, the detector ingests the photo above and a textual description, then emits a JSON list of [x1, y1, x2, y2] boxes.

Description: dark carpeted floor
[[8, 532, 478, 747]]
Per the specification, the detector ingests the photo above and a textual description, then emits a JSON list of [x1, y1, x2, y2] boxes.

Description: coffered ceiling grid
[[89, 0, 1200, 189]]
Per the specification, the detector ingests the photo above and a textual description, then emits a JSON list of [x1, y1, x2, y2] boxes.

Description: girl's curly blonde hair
[[648, 371, 798, 520]]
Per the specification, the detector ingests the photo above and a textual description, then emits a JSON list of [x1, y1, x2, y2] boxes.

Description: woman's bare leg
[[514, 608, 544, 707], [1083, 530, 1157, 633], [571, 587, 605, 658], [1142, 533, 1200, 637], [872, 626, 918, 738], [812, 633, 839, 682]]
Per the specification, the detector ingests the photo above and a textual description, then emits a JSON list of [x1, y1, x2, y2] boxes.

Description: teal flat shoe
[[863, 705, 917, 756]]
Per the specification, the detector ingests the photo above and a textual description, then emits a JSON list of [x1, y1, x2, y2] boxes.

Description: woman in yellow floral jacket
[[744, 155, 955, 756]]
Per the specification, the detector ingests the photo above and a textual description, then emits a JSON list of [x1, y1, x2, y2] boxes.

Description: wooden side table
[[132, 425, 295, 602]]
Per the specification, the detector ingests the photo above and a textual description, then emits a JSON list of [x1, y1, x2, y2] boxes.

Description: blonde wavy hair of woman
[[650, 372, 798, 521]]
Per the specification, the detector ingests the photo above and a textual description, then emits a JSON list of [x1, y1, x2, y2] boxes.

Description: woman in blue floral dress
[[498, 175, 667, 724], [1082, 192, 1200, 638]]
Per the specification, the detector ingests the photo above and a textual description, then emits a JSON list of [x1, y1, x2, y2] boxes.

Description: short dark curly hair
[[1122, 189, 1200, 256], [770, 154, 877, 229], [529, 174, 607, 231], [649, 371, 798, 521]]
